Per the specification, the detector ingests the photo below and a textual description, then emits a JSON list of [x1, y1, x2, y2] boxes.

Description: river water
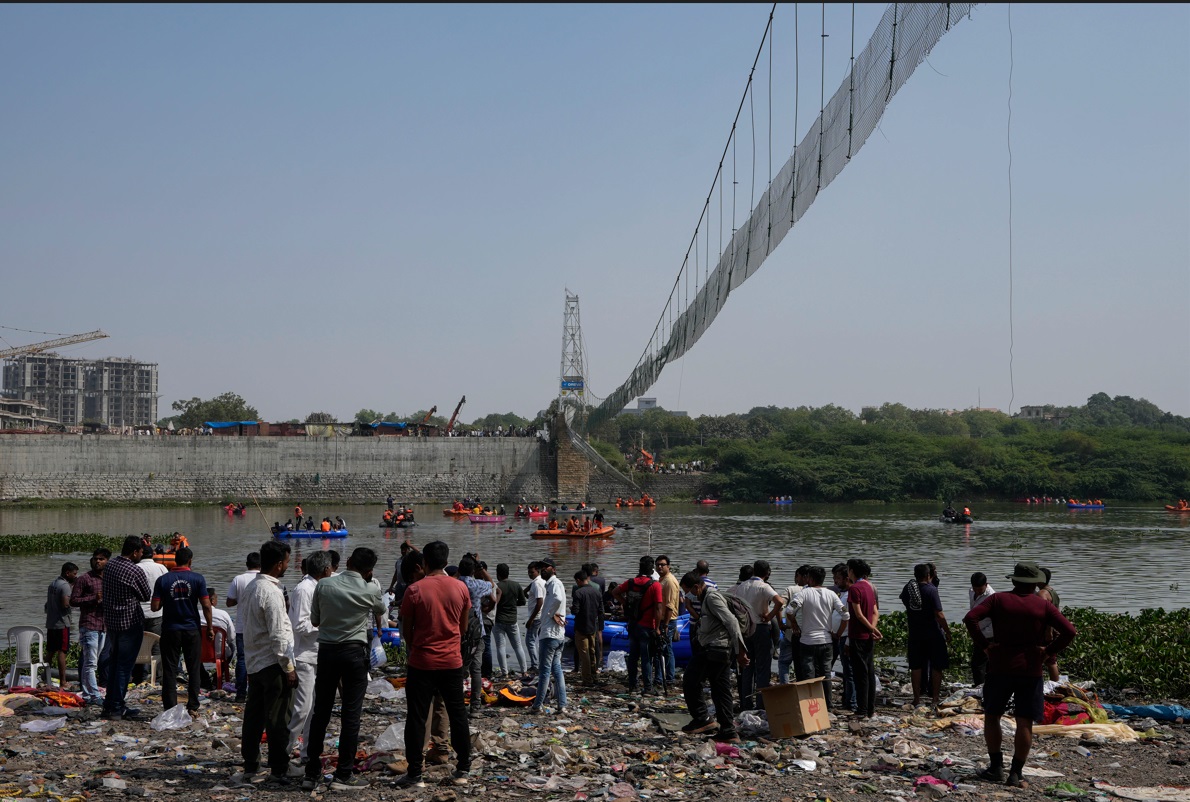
[[1, 502, 1187, 631]]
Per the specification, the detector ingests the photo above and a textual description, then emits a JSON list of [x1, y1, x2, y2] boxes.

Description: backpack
[[624, 578, 656, 624], [461, 610, 484, 667], [722, 590, 758, 641]]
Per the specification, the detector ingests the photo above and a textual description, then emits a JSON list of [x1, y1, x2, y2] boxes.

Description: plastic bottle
[[1075, 745, 1092, 757]]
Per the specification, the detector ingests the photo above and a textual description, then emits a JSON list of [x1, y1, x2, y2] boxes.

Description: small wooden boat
[[468, 514, 507, 523], [531, 525, 615, 539], [275, 528, 349, 539]]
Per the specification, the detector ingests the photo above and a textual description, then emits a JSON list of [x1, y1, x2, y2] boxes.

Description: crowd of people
[[42, 534, 1078, 792]]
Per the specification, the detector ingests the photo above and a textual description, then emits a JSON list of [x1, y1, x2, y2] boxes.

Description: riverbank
[[0, 662, 1185, 802]]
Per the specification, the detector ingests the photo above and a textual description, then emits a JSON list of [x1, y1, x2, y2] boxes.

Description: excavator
[[445, 396, 466, 434]]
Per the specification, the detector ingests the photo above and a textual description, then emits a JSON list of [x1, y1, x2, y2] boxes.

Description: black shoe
[[234, 693, 246, 703], [977, 765, 1005, 783], [392, 774, 425, 789], [1005, 770, 1026, 788]]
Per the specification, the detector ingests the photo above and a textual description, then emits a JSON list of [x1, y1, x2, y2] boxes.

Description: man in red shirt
[[846, 558, 881, 718], [964, 561, 1076, 788], [395, 541, 473, 789], [612, 556, 665, 695]]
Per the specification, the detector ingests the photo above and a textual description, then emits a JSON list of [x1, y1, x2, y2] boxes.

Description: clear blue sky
[[2, 4, 1187, 422]]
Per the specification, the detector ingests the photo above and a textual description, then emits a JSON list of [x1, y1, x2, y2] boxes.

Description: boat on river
[[274, 528, 348, 539], [940, 513, 973, 524], [531, 525, 615, 539], [1165, 504, 1190, 512], [1067, 502, 1105, 510], [468, 514, 507, 523]]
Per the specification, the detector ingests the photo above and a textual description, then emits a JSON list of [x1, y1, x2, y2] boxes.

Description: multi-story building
[[2, 354, 158, 428]]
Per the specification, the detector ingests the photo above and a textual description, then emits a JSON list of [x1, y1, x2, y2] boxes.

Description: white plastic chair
[[134, 632, 160, 687], [5, 626, 47, 688]]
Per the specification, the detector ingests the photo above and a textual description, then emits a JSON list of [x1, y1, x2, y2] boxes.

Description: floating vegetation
[[0, 532, 167, 555]]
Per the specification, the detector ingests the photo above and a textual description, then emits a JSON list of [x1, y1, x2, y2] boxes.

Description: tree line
[[591, 393, 1190, 502]]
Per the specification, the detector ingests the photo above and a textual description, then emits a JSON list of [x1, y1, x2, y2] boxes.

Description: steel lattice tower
[[558, 290, 586, 422]]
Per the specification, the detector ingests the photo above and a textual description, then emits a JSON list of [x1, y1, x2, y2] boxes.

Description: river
[[1, 502, 1187, 632]]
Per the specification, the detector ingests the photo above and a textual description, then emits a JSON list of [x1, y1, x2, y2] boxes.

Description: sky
[[2, 3, 1187, 424]]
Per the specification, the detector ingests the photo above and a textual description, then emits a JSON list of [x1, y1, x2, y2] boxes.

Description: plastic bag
[[20, 717, 66, 732], [151, 704, 193, 731], [605, 651, 628, 672], [373, 722, 405, 752], [370, 635, 387, 669], [366, 678, 399, 700]]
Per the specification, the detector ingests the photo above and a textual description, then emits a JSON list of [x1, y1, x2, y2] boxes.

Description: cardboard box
[[760, 677, 831, 737]]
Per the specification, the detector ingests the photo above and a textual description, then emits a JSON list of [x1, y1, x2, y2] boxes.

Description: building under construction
[[2, 354, 158, 428]]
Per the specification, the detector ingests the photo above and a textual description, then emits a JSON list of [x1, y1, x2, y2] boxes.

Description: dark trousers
[[102, 627, 143, 717], [161, 628, 202, 711], [796, 642, 835, 710], [739, 628, 772, 710], [234, 633, 248, 696], [131, 616, 161, 683], [682, 646, 737, 738], [626, 624, 653, 691], [836, 637, 856, 710], [971, 642, 989, 686], [242, 664, 293, 775], [850, 638, 876, 717], [305, 642, 369, 781], [404, 666, 471, 778]]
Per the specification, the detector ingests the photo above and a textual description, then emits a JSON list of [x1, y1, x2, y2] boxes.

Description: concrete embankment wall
[[0, 435, 553, 502]]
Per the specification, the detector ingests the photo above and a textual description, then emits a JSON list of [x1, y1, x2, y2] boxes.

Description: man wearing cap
[[529, 557, 567, 713], [964, 561, 1076, 788]]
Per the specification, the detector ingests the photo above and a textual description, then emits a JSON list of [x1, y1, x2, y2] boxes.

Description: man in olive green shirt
[[302, 548, 386, 791]]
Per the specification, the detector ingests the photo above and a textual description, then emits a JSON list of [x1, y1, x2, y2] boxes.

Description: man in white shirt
[[529, 558, 567, 713], [225, 552, 261, 703], [523, 562, 546, 673], [288, 552, 333, 763], [728, 560, 785, 711], [239, 542, 296, 786], [787, 566, 848, 710], [134, 537, 168, 684], [968, 572, 995, 686]]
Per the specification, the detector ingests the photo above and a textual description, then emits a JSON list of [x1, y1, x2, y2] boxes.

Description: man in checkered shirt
[[102, 535, 152, 720]]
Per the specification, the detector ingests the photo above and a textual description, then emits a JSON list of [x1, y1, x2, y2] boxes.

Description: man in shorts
[[45, 562, 78, 687], [964, 561, 1076, 788], [900, 563, 950, 709]]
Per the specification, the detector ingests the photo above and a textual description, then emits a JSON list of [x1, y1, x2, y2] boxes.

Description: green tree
[[171, 393, 259, 429], [305, 411, 335, 424], [470, 412, 530, 432]]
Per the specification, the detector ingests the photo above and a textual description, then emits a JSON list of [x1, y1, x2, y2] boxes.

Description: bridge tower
[[558, 291, 586, 424]]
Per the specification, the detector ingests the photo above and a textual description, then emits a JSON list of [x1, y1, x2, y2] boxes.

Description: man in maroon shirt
[[964, 561, 1076, 788]]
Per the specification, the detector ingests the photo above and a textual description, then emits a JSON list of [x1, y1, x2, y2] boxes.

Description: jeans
[[242, 663, 293, 775], [492, 621, 529, 674], [466, 639, 484, 710], [659, 620, 677, 683], [739, 627, 773, 710], [534, 637, 567, 709], [234, 633, 247, 696], [683, 645, 737, 738], [404, 666, 470, 778], [305, 641, 369, 782], [79, 627, 106, 704], [777, 631, 799, 684], [796, 642, 835, 709], [102, 627, 143, 717], [161, 628, 202, 712], [288, 660, 317, 758], [850, 638, 876, 717], [836, 637, 856, 710], [525, 620, 541, 670], [626, 624, 653, 692]]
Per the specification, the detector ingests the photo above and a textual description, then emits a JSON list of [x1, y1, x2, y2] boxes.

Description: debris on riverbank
[[1, 665, 1186, 802]]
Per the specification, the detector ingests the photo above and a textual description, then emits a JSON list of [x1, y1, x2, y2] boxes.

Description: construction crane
[[446, 395, 466, 433], [419, 406, 438, 425], [0, 329, 109, 360]]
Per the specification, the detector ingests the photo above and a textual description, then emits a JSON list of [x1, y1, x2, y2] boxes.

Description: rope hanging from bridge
[[585, 2, 977, 432]]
